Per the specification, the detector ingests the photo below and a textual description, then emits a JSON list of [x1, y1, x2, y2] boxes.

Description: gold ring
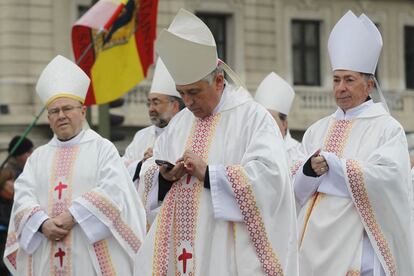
[[172, 176, 177, 181]]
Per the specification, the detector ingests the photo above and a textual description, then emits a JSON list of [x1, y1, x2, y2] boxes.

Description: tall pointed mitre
[[36, 55, 90, 106], [150, 58, 181, 98], [328, 10, 382, 74], [155, 9, 218, 85], [255, 72, 295, 115]]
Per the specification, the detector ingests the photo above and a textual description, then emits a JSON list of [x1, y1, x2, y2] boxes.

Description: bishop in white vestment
[[4, 56, 146, 275], [254, 72, 301, 169], [134, 9, 298, 276], [293, 11, 414, 275]]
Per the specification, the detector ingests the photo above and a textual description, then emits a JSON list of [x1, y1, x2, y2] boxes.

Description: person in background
[[0, 168, 15, 275], [123, 58, 184, 186], [254, 71, 301, 168], [4, 136, 33, 177]]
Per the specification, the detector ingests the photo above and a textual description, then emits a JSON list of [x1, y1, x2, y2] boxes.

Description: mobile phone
[[155, 159, 175, 170]]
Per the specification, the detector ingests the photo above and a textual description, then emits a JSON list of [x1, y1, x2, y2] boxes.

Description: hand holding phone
[[155, 159, 175, 170]]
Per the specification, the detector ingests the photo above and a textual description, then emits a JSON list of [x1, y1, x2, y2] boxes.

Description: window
[[196, 13, 227, 61], [405, 26, 414, 89], [292, 20, 321, 86]]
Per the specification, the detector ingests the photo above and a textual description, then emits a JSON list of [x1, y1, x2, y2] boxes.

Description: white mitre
[[255, 72, 295, 115], [36, 55, 90, 106], [150, 58, 181, 98], [328, 10, 382, 74], [155, 9, 218, 85]]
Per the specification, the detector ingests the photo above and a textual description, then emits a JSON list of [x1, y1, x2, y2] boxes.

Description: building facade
[[1, 0, 414, 160]]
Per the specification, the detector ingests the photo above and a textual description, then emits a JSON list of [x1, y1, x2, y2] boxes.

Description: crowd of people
[[0, 8, 414, 276]]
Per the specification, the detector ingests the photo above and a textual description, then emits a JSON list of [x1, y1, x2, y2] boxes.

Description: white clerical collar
[[154, 126, 165, 138], [55, 129, 85, 147], [334, 99, 374, 120], [212, 81, 229, 114]]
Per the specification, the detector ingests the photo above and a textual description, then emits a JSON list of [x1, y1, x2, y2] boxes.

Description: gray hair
[[168, 95, 185, 111], [361, 73, 376, 86], [201, 64, 224, 84]]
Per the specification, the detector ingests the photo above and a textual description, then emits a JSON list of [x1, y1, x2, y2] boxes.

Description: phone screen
[[155, 159, 175, 170]]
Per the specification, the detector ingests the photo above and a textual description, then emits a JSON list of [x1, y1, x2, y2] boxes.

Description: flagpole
[[0, 15, 114, 170], [0, 1, 131, 169], [0, 106, 45, 170]]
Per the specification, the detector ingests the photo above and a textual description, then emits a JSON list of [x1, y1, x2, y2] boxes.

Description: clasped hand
[[41, 210, 76, 241]]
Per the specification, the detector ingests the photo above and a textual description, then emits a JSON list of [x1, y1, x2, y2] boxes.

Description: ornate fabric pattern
[[6, 251, 17, 270], [82, 191, 141, 254], [48, 147, 78, 275], [14, 206, 42, 235], [152, 185, 177, 276], [227, 165, 284, 276], [323, 120, 353, 157], [173, 181, 203, 276], [13, 208, 28, 233], [143, 164, 158, 211], [290, 160, 304, 177], [185, 114, 221, 161], [27, 255, 33, 276], [346, 270, 360, 276], [151, 113, 221, 276], [346, 159, 396, 276], [93, 240, 116, 276], [48, 147, 78, 214], [5, 232, 17, 248]]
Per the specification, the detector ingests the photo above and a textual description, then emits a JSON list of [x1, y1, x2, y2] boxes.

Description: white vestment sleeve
[[293, 163, 323, 206], [317, 151, 350, 198], [127, 160, 140, 178], [69, 203, 111, 244], [209, 165, 243, 222], [20, 210, 48, 254]]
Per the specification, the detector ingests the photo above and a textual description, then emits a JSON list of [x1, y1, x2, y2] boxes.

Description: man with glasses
[[123, 58, 184, 186], [4, 55, 146, 275]]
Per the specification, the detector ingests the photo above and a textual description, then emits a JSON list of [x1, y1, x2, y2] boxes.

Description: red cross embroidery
[[54, 181, 68, 200], [54, 247, 66, 267], [178, 248, 192, 274]]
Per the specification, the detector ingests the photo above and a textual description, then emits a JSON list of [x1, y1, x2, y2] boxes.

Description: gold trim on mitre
[[46, 93, 85, 107]]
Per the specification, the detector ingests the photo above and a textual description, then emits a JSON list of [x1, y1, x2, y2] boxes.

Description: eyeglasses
[[146, 100, 173, 108], [47, 105, 82, 117]]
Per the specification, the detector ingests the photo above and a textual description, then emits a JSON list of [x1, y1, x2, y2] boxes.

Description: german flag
[[72, 0, 158, 105]]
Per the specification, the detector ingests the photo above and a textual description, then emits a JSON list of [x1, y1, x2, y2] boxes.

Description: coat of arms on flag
[[72, 0, 158, 106]]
